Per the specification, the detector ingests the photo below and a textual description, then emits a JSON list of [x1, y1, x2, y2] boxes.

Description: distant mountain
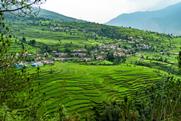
[[5, 8, 82, 23], [107, 3, 181, 35], [37, 9, 81, 22]]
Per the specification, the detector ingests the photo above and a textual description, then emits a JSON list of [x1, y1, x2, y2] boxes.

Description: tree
[[41, 45, 51, 53], [0, 0, 46, 13], [178, 50, 181, 69], [106, 52, 114, 62], [21, 36, 27, 43], [0, 0, 45, 114], [29, 39, 36, 46]]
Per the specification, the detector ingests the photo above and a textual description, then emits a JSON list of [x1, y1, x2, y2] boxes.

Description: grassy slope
[[26, 62, 166, 117], [5, 11, 181, 119], [10, 21, 173, 56]]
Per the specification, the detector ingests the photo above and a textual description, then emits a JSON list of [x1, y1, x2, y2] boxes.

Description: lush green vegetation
[[91, 75, 181, 121], [1, 4, 181, 121], [0, 63, 168, 119]]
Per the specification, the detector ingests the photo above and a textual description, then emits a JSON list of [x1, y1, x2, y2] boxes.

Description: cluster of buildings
[[15, 60, 55, 69], [15, 40, 149, 68], [51, 44, 129, 62]]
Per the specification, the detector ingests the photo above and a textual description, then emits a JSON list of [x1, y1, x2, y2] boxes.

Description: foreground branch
[[0, 0, 39, 13]]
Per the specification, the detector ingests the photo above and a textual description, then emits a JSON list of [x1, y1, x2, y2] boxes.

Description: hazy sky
[[42, 0, 181, 23]]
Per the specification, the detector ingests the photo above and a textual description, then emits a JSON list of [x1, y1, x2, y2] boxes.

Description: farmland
[[1, 8, 181, 121], [26, 63, 164, 117]]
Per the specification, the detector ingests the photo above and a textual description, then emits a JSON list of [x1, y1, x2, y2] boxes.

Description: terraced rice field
[[30, 62, 164, 116]]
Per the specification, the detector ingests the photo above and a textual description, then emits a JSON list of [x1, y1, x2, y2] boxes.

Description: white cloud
[[41, 0, 181, 23]]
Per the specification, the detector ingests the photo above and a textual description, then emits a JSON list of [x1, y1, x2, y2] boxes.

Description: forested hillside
[[1, 3, 181, 121]]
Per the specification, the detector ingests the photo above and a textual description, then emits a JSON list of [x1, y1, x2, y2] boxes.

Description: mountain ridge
[[37, 9, 83, 22], [107, 2, 181, 35], [5, 8, 83, 23]]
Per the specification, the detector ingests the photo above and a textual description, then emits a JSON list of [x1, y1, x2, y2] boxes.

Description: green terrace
[[22, 62, 167, 117]]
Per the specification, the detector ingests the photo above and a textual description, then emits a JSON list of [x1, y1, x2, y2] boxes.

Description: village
[[15, 36, 153, 69], [15, 44, 128, 68]]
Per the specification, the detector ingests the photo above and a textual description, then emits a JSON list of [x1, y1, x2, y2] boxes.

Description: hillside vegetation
[[1, 8, 181, 121]]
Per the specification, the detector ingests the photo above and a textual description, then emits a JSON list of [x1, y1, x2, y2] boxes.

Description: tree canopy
[[0, 0, 46, 13], [0, 0, 45, 106]]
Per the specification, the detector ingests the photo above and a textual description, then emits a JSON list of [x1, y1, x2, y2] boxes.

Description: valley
[[1, 5, 181, 121]]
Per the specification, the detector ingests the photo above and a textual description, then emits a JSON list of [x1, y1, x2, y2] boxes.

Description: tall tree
[[178, 50, 181, 69], [0, 0, 45, 108]]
